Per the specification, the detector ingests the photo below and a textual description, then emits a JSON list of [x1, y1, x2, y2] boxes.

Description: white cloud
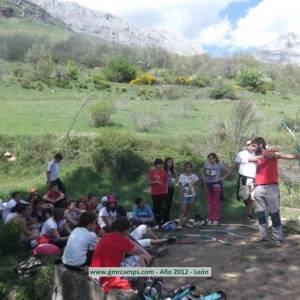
[[198, 19, 232, 47], [198, 0, 300, 50]]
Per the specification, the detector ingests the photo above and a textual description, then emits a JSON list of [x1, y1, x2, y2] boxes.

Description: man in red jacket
[[249, 137, 300, 246], [148, 158, 168, 225]]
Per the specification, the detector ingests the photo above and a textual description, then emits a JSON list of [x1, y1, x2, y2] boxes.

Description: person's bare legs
[[184, 203, 193, 225], [179, 203, 187, 227], [146, 226, 159, 239]]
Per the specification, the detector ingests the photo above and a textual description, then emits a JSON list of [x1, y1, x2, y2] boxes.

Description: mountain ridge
[[29, 0, 203, 56]]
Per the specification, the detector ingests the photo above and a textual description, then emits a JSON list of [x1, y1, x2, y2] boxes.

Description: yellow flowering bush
[[130, 73, 157, 85], [174, 76, 193, 85]]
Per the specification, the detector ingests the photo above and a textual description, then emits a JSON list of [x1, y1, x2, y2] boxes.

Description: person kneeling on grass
[[41, 208, 71, 248], [132, 197, 156, 228], [62, 212, 98, 269], [90, 217, 152, 292]]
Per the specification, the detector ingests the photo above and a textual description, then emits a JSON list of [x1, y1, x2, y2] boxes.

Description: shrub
[[237, 69, 272, 93], [131, 112, 164, 132], [210, 82, 236, 100], [130, 73, 157, 85], [93, 131, 147, 180], [66, 61, 80, 81], [92, 74, 111, 90], [89, 100, 115, 127], [174, 76, 193, 85], [148, 68, 173, 84], [104, 56, 137, 83], [191, 76, 211, 87]]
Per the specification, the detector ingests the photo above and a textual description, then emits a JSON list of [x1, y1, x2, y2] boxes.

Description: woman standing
[[202, 153, 230, 225], [164, 157, 177, 221], [178, 162, 199, 229]]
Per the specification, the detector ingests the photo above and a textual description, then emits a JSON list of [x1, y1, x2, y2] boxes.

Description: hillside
[[256, 32, 300, 66], [0, 0, 64, 25], [29, 0, 202, 56]]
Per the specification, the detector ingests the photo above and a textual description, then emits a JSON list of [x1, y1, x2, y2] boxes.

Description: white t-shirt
[[179, 173, 199, 197], [62, 227, 98, 266], [2, 199, 27, 220], [235, 150, 256, 178], [41, 217, 66, 237], [98, 207, 117, 228], [4, 212, 18, 224], [94, 203, 103, 214], [47, 160, 59, 181]]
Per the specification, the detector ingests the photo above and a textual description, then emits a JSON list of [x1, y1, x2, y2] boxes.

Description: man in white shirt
[[46, 153, 66, 207], [62, 212, 98, 268], [235, 140, 257, 223]]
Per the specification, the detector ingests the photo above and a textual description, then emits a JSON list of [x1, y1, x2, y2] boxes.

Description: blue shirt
[[132, 205, 154, 219]]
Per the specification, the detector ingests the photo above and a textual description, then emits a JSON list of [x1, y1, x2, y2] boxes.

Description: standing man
[[46, 153, 66, 207], [249, 137, 300, 246], [235, 140, 256, 223], [149, 158, 168, 226]]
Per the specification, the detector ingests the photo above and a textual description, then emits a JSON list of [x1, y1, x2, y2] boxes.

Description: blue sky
[[67, 0, 300, 55]]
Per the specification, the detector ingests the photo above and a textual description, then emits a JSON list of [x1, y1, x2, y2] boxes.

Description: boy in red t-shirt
[[148, 158, 168, 225], [90, 217, 151, 290], [249, 137, 300, 246]]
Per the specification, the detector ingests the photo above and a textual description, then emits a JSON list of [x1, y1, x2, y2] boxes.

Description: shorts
[[181, 196, 195, 204], [238, 176, 254, 201], [130, 224, 151, 247], [120, 255, 141, 281]]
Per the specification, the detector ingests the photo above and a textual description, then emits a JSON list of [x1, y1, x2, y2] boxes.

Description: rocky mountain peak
[[29, 0, 203, 56]]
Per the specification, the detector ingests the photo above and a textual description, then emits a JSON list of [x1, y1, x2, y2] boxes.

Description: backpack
[[143, 278, 168, 300], [161, 220, 177, 233]]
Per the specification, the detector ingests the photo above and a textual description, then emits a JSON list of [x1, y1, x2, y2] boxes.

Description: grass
[[0, 18, 71, 42], [1, 82, 300, 141]]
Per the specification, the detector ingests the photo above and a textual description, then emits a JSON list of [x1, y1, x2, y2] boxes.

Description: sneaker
[[186, 223, 194, 228], [273, 240, 283, 247], [152, 225, 160, 231], [254, 237, 270, 243], [195, 220, 206, 226], [167, 236, 177, 244], [176, 225, 183, 230], [212, 221, 219, 226], [246, 215, 256, 224], [207, 220, 213, 225]]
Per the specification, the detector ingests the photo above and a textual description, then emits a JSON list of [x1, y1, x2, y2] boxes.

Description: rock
[[52, 265, 138, 300], [256, 32, 300, 66], [29, 0, 203, 56]]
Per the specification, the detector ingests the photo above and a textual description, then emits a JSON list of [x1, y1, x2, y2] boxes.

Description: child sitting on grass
[[5, 203, 39, 245], [63, 212, 98, 269], [132, 197, 156, 227], [42, 185, 65, 208], [41, 208, 71, 248]]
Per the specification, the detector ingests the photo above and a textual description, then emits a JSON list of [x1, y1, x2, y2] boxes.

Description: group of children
[[1, 136, 299, 293], [149, 155, 230, 228]]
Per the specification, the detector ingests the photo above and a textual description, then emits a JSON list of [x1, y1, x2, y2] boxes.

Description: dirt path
[[153, 224, 300, 300]]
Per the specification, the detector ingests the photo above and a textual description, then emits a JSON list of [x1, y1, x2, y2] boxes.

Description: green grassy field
[[1, 82, 299, 139], [1, 81, 300, 211], [0, 18, 71, 41]]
